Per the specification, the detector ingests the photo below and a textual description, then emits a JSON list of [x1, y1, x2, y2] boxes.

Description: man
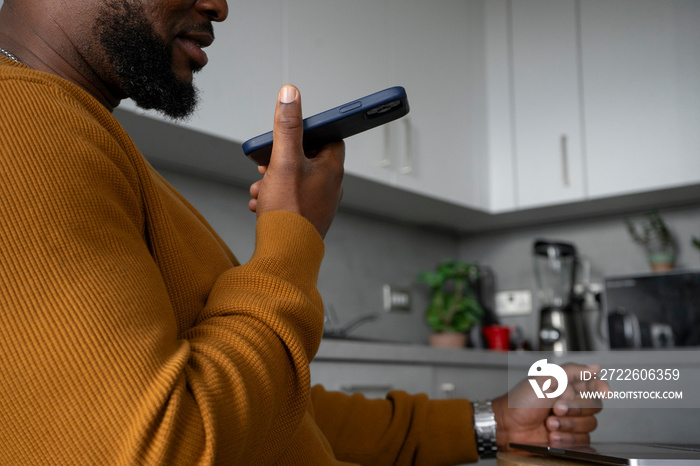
[[0, 0, 605, 464]]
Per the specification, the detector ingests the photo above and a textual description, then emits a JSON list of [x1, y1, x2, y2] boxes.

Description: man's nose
[[195, 0, 228, 22]]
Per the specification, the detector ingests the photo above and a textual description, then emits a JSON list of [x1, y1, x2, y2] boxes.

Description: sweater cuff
[[252, 210, 325, 287], [423, 399, 479, 464]]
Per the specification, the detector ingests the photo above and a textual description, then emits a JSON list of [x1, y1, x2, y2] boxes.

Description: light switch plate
[[495, 290, 532, 316]]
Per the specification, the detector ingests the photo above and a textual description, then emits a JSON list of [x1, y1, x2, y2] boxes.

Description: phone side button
[[339, 101, 362, 113]]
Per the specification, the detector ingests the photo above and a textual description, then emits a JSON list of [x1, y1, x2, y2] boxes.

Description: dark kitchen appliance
[[603, 270, 700, 349], [534, 240, 582, 352], [467, 265, 500, 348], [471, 265, 498, 326]]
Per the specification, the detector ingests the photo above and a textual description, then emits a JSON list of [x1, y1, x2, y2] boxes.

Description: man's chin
[[172, 64, 199, 86], [131, 83, 199, 121], [172, 48, 205, 77], [95, 0, 200, 120]]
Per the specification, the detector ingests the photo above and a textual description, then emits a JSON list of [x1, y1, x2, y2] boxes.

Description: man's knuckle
[[275, 113, 303, 131]]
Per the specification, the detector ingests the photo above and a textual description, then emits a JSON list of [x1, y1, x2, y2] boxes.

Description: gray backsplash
[[158, 168, 459, 345], [159, 167, 700, 348]]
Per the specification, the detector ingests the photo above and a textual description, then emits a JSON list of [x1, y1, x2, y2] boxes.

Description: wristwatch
[[472, 400, 498, 459]]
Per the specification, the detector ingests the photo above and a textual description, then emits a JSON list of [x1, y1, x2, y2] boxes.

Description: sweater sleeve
[[310, 385, 479, 466], [0, 69, 325, 464]]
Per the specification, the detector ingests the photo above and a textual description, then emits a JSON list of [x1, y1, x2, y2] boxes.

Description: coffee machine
[[534, 240, 581, 352]]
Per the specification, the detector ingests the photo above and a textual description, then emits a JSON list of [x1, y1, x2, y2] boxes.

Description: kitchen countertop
[[314, 338, 700, 368], [315, 337, 509, 367]]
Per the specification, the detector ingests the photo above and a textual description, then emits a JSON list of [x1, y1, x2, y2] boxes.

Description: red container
[[482, 325, 511, 351]]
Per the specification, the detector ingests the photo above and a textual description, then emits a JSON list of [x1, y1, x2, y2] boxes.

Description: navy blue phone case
[[242, 86, 410, 165]]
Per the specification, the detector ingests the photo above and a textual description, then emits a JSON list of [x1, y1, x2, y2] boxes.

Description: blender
[[533, 240, 580, 352]]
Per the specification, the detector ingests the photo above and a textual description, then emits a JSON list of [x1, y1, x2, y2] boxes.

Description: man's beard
[[95, 0, 201, 120]]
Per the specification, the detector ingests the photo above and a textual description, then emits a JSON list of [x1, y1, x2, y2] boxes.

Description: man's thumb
[[271, 85, 304, 164]]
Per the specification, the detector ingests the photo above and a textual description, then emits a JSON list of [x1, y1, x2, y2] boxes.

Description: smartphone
[[242, 86, 410, 165]]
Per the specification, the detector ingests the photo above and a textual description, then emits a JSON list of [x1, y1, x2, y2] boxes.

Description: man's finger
[[250, 180, 262, 199], [547, 414, 598, 433], [271, 84, 304, 167], [549, 431, 591, 445], [553, 399, 603, 417]]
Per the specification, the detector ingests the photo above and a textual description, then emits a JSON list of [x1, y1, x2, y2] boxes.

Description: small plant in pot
[[625, 210, 676, 272], [416, 259, 483, 348]]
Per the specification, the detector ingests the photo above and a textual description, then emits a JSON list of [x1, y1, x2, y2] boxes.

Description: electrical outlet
[[383, 284, 411, 313], [495, 290, 533, 316]]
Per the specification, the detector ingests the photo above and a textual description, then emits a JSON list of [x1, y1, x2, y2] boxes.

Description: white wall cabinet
[[288, 0, 487, 209], [510, 0, 586, 209], [389, 0, 486, 208], [486, 0, 700, 212], [287, 0, 396, 186], [485, 0, 586, 211], [581, 0, 700, 200], [484, 0, 517, 213]]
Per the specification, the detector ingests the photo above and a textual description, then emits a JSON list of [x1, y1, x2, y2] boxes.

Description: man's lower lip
[[176, 37, 209, 68]]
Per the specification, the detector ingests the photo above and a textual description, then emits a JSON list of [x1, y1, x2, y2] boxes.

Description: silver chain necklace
[[0, 47, 21, 64]]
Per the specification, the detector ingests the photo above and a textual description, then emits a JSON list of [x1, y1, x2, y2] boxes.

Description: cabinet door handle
[[380, 125, 391, 168], [340, 384, 394, 393], [561, 134, 570, 187], [400, 119, 413, 175], [440, 382, 456, 398]]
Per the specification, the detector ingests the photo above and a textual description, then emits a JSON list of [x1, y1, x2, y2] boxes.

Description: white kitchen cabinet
[[484, 0, 517, 213], [510, 0, 587, 209], [488, 0, 700, 212], [389, 0, 487, 208], [287, 0, 487, 209], [484, 0, 587, 211], [580, 0, 700, 199], [287, 0, 396, 186]]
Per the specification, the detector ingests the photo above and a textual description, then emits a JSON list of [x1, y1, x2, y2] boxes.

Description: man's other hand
[[492, 363, 610, 449]]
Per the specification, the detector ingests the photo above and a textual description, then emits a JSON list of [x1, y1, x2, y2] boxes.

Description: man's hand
[[248, 85, 345, 239], [491, 363, 609, 449]]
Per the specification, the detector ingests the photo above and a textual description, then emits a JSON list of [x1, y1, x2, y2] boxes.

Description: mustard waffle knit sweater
[[0, 57, 478, 465]]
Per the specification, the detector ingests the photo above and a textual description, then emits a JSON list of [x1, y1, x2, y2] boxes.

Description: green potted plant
[[416, 259, 484, 348], [625, 210, 676, 272]]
